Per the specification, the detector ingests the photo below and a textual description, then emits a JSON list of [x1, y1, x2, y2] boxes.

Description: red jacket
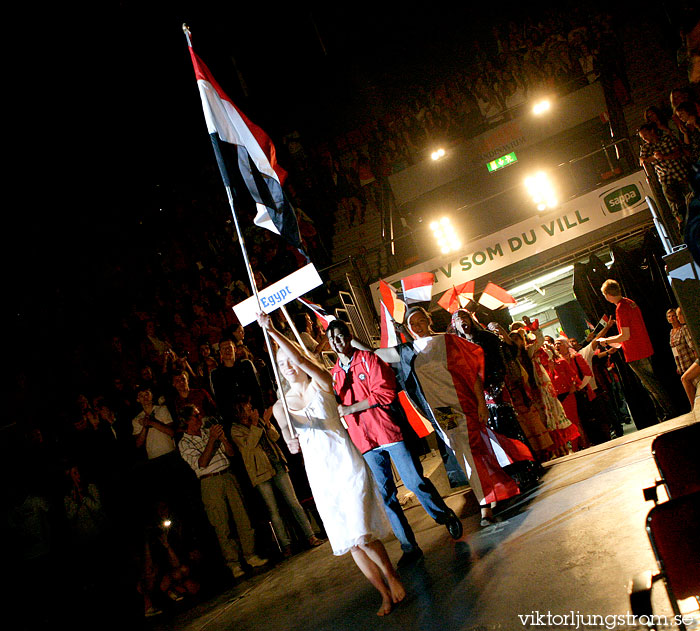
[[330, 350, 403, 453]]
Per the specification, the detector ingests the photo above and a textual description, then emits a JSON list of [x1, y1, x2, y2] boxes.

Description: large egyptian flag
[[186, 37, 307, 260]]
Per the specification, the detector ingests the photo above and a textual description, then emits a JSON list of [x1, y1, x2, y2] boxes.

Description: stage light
[[430, 215, 460, 254], [533, 99, 551, 115], [431, 148, 446, 161], [525, 171, 558, 211]]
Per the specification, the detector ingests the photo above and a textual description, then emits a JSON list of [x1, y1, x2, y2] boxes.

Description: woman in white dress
[[257, 312, 405, 616]]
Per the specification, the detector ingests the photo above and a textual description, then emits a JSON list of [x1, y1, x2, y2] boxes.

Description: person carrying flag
[[326, 319, 463, 566], [354, 306, 532, 526]]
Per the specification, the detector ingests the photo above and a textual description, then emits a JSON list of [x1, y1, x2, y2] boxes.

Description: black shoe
[[397, 547, 424, 567], [445, 512, 464, 540]]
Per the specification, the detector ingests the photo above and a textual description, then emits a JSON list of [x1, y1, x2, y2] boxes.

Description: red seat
[[646, 423, 700, 502], [629, 490, 700, 630]]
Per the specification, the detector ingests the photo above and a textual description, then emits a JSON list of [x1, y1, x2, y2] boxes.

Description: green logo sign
[[487, 152, 518, 173], [603, 185, 642, 213]]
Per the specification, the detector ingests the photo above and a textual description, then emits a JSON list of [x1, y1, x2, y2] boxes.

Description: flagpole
[[183, 24, 296, 438]]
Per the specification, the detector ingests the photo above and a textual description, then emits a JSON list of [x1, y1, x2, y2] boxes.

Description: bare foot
[[388, 575, 406, 604], [377, 594, 393, 617]]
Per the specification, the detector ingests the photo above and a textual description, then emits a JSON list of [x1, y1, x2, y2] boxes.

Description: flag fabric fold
[[401, 272, 435, 304], [477, 282, 517, 310], [379, 280, 406, 324], [187, 44, 307, 259], [437, 281, 476, 313]]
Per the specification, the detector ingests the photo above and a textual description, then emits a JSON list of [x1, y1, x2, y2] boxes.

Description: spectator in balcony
[[644, 106, 680, 141], [577, 43, 600, 84], [675, 101, 700, 162], [638, 122, 693, 232], [474, 78, 505, 124]]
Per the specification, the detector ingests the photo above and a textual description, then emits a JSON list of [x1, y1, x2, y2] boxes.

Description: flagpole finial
[[182, 23, 192, 46]]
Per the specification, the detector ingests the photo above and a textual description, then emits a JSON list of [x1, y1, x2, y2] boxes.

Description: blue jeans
[[257, 470, 315, 548], [363, 441, 452, 552]]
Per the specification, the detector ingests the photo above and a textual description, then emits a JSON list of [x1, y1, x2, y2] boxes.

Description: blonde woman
[[257, 312, 405, 617]]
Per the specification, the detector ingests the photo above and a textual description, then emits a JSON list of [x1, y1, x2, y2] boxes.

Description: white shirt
[[132, 405, 176, 459]]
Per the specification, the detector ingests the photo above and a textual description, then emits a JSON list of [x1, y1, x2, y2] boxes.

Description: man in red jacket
[[599, 280, 675, 420], [327, 320, 463, 565]]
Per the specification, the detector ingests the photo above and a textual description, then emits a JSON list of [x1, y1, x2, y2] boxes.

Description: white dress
[[288, 384, 390, 555]]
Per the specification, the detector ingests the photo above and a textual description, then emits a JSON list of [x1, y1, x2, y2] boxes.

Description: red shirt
[[331, 350, 403, 453], [615, 298, 654, 362]]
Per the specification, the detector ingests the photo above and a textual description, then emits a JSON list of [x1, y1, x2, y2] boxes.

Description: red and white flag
[[477, 282, 517, 310], [380, 302, 401, 348], [437, 281, 475, 313], [401, 272, 435, 304], [297, 297, 335, 330], [379, 280, 406, 324]]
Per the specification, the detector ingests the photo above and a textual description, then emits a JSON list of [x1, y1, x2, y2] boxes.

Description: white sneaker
[[229, 563, 245, 578], [246, 554, 269, 568]]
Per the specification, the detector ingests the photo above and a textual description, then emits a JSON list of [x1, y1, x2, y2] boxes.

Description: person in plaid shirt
[[638, 122, 692, 232]]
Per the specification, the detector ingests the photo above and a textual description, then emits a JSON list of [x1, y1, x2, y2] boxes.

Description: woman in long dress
[[257, 312, 405, 617]]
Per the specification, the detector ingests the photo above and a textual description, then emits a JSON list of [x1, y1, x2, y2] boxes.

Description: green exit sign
[[487, 152, 518, 172]]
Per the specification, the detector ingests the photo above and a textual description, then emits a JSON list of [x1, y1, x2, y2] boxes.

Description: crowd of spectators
[[289, 8, 631, 231], [4, 197, 339, 624], [638, 87, 700, 239]]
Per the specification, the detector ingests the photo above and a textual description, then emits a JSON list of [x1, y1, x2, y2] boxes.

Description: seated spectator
[[146, 499, 201, 603], [230, 397, 323, 557]]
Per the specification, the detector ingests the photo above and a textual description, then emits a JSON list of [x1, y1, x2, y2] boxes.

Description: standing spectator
[[193, 340, 218, 392], [170, 370, 217, 425], [230, 398, 323, 557], [132, 387, 176, 461], [675, 101, 700, 163], [178, 405, 268, 579], [210, 338, 264, 430], [638, 122, 693, 233], [677, 308, 700, 410], [667, 308, 696, 377], [599, 280, 675, 421]]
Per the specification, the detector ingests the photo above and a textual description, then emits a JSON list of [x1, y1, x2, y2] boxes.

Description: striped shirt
[[178, 427, 230, 479]]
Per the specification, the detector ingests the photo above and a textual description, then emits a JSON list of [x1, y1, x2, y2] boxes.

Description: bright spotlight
[[533, 99, 551, 115], [525, 172, 558, 211], [431, 215, 460, 254], [431, 148, 446, 161]]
